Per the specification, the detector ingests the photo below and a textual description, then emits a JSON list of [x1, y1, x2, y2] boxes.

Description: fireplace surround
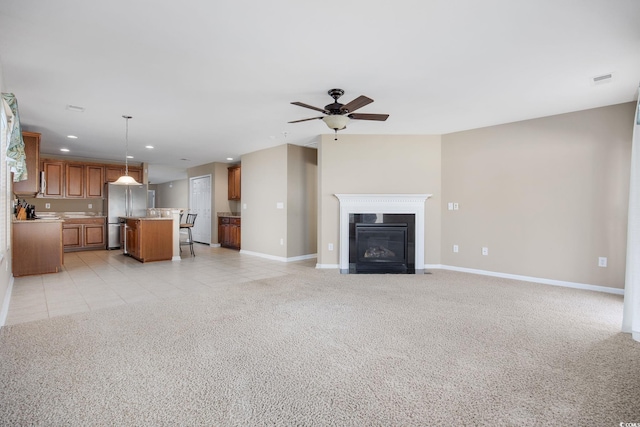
[[335, 194, 432, 274]]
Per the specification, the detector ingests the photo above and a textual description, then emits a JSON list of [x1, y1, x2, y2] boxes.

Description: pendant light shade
[[113, 115, 141, 186]]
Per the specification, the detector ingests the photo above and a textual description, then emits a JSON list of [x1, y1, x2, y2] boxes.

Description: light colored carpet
[[0, 269, 638, 426]]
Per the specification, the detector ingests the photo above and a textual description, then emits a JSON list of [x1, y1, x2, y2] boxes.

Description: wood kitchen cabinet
[[42, 159, 140, 198], [228, 165, 241, 200], [42, 160, 65, 198], [106, 166, 142, 183], [85, 165, 105, 198], [218, 216, 241, 249], [62, 217, 106, 252], [13, 131, 41, 196], [65, 163, 104, 198], [12, 220, 64, 276], [124, 218, 172, 262], [65, 163, 84, 198]]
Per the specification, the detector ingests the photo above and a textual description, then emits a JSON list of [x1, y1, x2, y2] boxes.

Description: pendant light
[[113, 115, 141, 185]]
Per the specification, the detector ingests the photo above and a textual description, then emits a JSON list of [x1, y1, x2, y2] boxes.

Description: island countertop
[[119, 216, 174, 221]]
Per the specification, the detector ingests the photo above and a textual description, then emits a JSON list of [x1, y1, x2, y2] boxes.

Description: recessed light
[[60, 148, 70, 152], [65, 105, 85, 112], [126, 155, 134, 159], [67, 135, 78, 139], [227, 157, 234, 161], [145, 145, 154, 149]]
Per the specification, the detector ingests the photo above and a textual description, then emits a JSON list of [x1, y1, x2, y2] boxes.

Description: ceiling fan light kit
[[323, 115, 349, 131], [289, 88, 389, 140]]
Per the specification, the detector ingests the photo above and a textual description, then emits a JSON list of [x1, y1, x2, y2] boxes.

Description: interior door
[[189, 175, 211, 244]]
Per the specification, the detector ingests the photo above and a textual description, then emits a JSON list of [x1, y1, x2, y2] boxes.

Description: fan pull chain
[[334, 129, 338, 141]]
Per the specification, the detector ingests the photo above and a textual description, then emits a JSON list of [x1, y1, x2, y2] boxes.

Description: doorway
[[147, 190, 155, 208], [189, 175, 211, 244]]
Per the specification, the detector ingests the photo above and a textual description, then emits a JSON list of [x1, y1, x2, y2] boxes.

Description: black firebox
[[355, 223, 408, 273]]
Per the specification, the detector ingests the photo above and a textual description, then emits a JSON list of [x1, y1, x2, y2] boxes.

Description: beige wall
[[240, 144, 317, 259], [155, 179, 188, 210], [317, 134, 443, 266], [241, 144, 288, 257], [441, 102, 634, 288], [287, 145, 317, 257]]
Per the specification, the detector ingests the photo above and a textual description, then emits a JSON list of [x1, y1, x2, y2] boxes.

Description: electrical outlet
[[276, 202, 284, 209], [598, 257, 607, 267], [280, 238, 284, 245], [45, 203, 50, 209], [453, 203, 459, 210], [448, 202, 454, 211], [243, 203, 247, 209], [453, 244, 459, 253], [328, 243, 334, 251], [88, 203, 92, 209], [482, 247, 489, 256]]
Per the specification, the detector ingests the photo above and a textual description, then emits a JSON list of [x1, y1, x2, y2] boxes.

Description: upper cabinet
[[228, 165, 241, 200], [64, 163, 105, 198], [13, 132, 41, 196], [86, 165, 105, 198], [65, 163, 85, 198], [42, 160, 64, 198], [42, 158, 142, 198], [105, 165, 142, 183]]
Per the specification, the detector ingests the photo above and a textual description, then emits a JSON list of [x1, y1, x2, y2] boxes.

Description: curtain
[[1, 93, 26, 182], [623, 93, 640, 342]]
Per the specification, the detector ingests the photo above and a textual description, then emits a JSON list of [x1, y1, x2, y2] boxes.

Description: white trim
[[0, 275, 14, 327], [172, 256, 181, 261], [436, 264, 624, 295], [240, 249, 317, 263], [311, 262, 623, 295], [335, 194, 432, 272], [316, 263, 339, 269], [210, 243, 221, 248]]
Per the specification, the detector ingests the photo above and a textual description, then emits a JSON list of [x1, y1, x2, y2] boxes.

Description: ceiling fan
[[289, 89, 389, 140]]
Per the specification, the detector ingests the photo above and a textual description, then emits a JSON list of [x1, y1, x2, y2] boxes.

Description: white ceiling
[[1, 1, 639, 183]]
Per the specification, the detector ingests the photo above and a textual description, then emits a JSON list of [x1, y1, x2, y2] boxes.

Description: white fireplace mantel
[[335, 194, 432, 273]]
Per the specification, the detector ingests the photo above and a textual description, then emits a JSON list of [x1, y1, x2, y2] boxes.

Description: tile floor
[[5, 245, 316, 326]]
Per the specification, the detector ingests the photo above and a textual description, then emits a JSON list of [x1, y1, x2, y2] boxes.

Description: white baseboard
[[433, 264, 624, 295], [239, 250, 317, 263], [316, 263, 339, 269], [0, 275, 15, 327], [210, 243, 221, 248], [311, 262, 623, 295]]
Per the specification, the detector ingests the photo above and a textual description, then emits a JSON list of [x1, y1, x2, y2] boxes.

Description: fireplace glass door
[[355, 223, 408, 273]]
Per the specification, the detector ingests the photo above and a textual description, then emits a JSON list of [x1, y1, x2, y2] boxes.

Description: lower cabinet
[[218, 217, 241, 249], [63, 218, 106, 252], [124, 218, 173, 262], [13, 221, 64, 277]]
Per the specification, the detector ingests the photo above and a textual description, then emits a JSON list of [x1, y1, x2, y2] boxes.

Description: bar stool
[[179, 213, 197, 256]]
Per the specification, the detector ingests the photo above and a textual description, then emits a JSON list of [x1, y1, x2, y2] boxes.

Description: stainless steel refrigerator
[[105, 183, 148, 249]]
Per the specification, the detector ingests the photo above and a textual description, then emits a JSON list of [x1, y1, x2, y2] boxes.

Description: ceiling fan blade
[[288, 116, 324, 123], [340, 95, 374, 113], [348, 113, 389, 121], [291, 102, 328, 114]]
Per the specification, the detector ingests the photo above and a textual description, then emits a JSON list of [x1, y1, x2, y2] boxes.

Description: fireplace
[[355, 223, 408, 273], [335, 194, 432, 274]]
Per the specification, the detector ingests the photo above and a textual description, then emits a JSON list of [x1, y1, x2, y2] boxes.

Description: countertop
[[35, 212, 107, 220], [120, 216, 173, 221], [13, 218, 64, 223], [217, 212, 241, 218]]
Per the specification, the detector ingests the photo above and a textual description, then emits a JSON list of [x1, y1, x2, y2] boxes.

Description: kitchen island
[[12, 219, 64, 276], [121, 217, 173, 263]]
